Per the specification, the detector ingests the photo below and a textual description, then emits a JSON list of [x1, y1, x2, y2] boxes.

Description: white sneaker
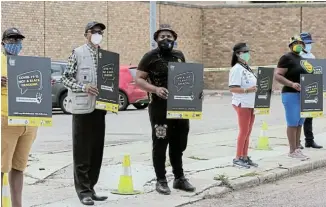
[[295, 149, 310, 159], [288, 150, 309, 161]]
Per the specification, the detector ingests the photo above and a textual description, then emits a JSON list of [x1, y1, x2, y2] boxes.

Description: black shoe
[[156, 180, 171, 195], [244, 156, 258, 167], [305, 141, 323, 149], [91, 194, 108, 201], [80, 197, 94, 205], [233, 157, 250, 169], [173, 176, 196, 192]]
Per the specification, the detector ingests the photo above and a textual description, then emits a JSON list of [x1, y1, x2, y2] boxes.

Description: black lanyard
[[238, 62, 257, 79]]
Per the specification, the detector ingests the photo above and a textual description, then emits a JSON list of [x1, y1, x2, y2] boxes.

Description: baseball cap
[[153, 24, 178, 41], [85, 21, 106, 33], [233, 43, 251, 53], [300, 32, 313, 44], [2, 27, 25, 41]]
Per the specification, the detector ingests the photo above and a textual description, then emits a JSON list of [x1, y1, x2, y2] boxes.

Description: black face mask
[[158, 39, 174, 52]]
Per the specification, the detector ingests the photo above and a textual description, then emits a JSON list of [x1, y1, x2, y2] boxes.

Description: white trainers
[[295, 149, 310, 159], [288, 150, 309, 161]]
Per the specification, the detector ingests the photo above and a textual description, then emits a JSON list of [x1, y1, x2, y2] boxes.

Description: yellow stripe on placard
[[96, 101, 119, 113], [7, 116, 52, 126], [300, 111, 324, 118], [254, 108, 270, 115], [166, 111, 202, 120]]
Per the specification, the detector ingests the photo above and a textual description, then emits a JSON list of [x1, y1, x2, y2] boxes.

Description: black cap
[[233, 43, 250, 53], [153, 24, 178, 41], [2, 27, 25, 41], [85, 21, 106, 33]]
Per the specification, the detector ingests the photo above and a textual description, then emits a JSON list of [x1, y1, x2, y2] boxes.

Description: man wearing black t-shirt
[[274, 36, 311, 160], [135, 24, 195, 195]]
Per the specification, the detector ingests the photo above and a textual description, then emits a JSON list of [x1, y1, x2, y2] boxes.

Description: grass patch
[[188, 156, 209, 160], [214, 174, 233, 189], [240, 171, 260, 177]]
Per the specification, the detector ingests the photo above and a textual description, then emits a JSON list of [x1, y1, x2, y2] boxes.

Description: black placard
[[166, 62, 204, 119], [300, 74, 323, 118], [254, 67, 275, 115], [301, 59, 326, 98], [7, 55, 52, 126], [95, 49, 120, 113]]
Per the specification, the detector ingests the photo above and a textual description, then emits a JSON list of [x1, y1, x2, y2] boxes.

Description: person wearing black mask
[[135, 24, 195, 195]]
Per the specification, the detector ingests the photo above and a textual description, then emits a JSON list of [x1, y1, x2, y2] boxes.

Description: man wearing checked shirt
[[62, 21, 108, 206]]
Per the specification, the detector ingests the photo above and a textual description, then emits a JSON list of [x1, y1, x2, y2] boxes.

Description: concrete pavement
[[188, 167, 326, 207], [22, 116, 326, 206]]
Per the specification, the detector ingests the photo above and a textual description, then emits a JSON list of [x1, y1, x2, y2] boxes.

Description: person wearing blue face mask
[[299, 32, 322, 149], [1, 28, 39, 207]]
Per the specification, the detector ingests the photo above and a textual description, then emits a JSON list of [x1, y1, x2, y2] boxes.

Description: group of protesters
[[1, 21, 323, 206], [229, 33, 323, 169]]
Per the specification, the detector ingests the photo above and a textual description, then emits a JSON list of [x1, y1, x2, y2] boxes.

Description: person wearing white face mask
[[62, 21, 108, 206], [299, 32, 322, 149]]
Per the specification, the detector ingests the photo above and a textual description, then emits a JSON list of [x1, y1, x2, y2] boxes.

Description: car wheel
[[119, 91, 129, 111], [59, 92, 70, 114], [133, 103, 149, 110]]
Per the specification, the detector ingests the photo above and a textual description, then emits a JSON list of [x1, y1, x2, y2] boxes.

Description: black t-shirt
[[277, 52, 313, 93], [137, 48, 186, 101]]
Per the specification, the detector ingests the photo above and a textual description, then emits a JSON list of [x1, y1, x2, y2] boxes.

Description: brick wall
[[1, 2, 326, 89]]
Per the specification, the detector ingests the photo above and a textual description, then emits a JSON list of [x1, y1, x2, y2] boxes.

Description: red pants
[[233, 105, 255, 158]]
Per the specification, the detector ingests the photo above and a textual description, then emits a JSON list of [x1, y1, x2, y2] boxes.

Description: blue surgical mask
[[4, 42, 22, 55], [305, 44, 312, 53]]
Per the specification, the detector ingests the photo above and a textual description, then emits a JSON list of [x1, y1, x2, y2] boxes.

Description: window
[[129, 67, 137, 78], [51, 63, 64, 76]]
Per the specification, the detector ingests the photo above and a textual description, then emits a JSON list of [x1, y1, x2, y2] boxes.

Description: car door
[[51, 63, 65, 105], [127, 67, 148, 103]]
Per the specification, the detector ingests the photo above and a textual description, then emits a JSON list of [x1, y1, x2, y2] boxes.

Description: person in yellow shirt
[[1, 28, 38, 207]]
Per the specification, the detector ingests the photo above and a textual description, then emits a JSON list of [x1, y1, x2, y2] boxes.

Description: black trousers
[[148, 101, 189, 180], [303, 118, 314, 142], [72, 109, 106, 199]]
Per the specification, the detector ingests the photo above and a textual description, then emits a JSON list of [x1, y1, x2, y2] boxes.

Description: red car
[[118, 65, 149, 111]]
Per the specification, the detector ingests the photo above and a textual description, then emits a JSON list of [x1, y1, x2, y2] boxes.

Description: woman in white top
[[228, 43, 258, 168]]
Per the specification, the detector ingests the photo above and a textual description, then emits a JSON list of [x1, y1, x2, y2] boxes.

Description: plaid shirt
[[62, 43, 98, 92]]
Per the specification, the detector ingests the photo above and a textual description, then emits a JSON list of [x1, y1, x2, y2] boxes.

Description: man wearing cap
[[1, 28, 38, 207], [62, 21, 108, 205], [299, 32, 322, 149], [135, 24, 196, 195]]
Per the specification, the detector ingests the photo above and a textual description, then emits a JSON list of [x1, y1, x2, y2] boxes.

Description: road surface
[[188, 167, 326, 207], [33, 95, 325, 154]]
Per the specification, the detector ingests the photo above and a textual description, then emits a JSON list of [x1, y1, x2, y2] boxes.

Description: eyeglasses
[[90, 30, 104, 35]]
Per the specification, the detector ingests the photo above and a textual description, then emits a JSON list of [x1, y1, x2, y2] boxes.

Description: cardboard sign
[[166, 62, 204, 119], [300, 74, 323, 118], [96, 49, 120, 113], [254, 67, 274, 115], [7, 55, 52, 126]]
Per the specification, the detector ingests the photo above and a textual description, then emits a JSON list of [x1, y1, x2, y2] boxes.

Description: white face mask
[[91, 33, 103, 45]]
